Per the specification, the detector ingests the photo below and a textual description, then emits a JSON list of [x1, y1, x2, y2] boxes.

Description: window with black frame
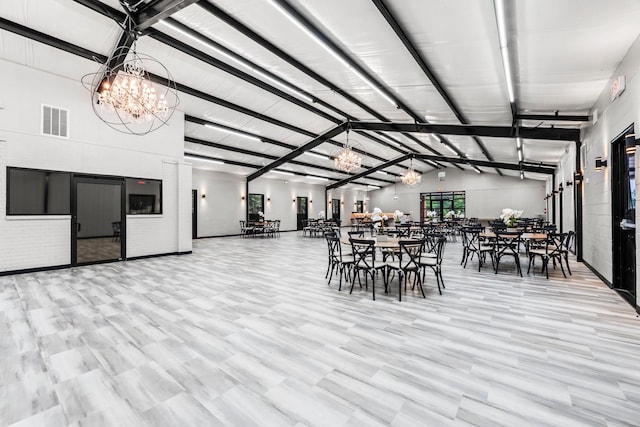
[[7, 167, 71, 215], [126, 178, 162, 214], [421, 191, 465, 221], [248, 194, 264, 221]]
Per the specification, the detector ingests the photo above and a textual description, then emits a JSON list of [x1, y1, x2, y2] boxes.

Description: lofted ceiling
[[1, 0, 639, 187]]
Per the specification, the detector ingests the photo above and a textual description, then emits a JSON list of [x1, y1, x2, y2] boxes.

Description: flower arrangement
[[258, 210, 264, 219], [393, 209, 404, 223], [371, 207, 383, 229], [317, 211, 325, 219], [500, 208, 523, 227], [444, 210, 456, 219], [426, 210, 438, 221]]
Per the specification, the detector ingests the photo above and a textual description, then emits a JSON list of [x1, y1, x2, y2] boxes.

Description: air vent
[[42, 105, 68, 137]]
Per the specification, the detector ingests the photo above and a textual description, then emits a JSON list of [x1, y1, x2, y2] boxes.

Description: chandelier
[[401, 159, 421, 187], [334, 124, 362, 173], [82, 22, 178, 135]]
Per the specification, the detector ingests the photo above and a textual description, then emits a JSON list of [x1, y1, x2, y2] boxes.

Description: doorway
[[355, 200, 363, 213], [611, 125, 636, 306], [72, 176, 125, 265], [192, 189, 198, 239], [297, 197, 308, 230], [331, 199, 341, 223]]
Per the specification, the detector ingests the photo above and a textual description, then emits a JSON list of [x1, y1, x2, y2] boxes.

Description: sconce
[[565, 181, 573, 187], [292, 198, 296, 203], [267, 197, 271, 202], [595, 156, 607, 170], [625, 134, 636, 154], [202, 193, 206, 199], [241, 195, 245, 201], [574, 171, 583, 183], [328, 200, 332, 204], [309, 200, 313, 204], [341, 201, 344, 205]]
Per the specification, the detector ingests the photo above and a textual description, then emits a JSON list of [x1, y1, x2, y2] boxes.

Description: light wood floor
[[1, 232, 639, 426]]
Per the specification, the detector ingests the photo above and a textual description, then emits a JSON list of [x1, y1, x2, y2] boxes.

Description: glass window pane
[[126, 178, 162, 214]]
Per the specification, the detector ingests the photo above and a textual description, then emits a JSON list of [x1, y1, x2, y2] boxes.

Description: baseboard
[[126, 251, 192, 261], [636, 305, 640, 315], [581, 259, 613, 287], [0, 263, 72, 276]]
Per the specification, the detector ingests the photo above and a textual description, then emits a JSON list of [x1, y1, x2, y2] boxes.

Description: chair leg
[[565, 254, 572, 275]]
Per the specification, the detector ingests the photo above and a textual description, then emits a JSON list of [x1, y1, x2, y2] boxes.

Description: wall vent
[[42, 105, 68, 138]]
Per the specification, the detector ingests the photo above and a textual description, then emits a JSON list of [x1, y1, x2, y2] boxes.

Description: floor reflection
[[77, 237, 121, 264]]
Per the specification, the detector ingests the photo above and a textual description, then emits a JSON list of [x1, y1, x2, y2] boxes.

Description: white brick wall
[[0, 59, 191, 272]]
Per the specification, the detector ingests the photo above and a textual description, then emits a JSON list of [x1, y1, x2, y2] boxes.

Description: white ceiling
[[1, 0, 639, 186]]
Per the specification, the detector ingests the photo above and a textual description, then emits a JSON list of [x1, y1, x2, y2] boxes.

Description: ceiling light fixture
[[184, 155, 224, 165], [334, 122, 362, 173], [267, 0, 397, 108], [445, 144, 458, 155], [517, 148, 523, 162], [82, 18, 179, 135], [494, 0, 515, 103], [473, 166, 482, 174], [273, 170, 295, 176], [159, 20, 313, 103], [306, 175, 329, 181], [520, 170, 524, 180], [376, 170, 388, 175], [204, 123, 261, 142], [516, 137, 522, 149], [401, 158, 421, 187]]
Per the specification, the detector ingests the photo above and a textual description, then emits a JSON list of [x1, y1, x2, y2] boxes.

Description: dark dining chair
[[349, 238, 386, 300], [112, 221, 121, 242], [494, 230, 523, 276], [386, 240, 424, 301]]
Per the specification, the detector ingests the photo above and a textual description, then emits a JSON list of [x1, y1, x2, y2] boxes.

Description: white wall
[[0, 59, 191, 271], [557, 32, 640, 308], [191, 169, 367, 236], [368, 168, 546, 221]]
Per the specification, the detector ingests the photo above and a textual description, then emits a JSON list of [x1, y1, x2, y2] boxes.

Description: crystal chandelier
[[334, 124, 362, 173], [97, 55, 168, 123], [401, 159, 421, 187], [82, 20, 178, 135]]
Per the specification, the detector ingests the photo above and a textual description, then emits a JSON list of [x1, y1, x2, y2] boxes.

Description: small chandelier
[[401, 159, 421, 187], [82, 19, 178, 135], [334, 123, 362, 173]]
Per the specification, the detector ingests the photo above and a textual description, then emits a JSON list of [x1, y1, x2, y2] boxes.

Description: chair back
[[432, 235, 447, 265], [398, 240, 422, 272], [494, 230, 522, 254], [545, 232, 567, 256], [348, 230, 365, 238], [350, 238, 376, 269]]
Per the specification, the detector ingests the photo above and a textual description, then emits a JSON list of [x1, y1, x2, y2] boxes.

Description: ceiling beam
[[349, 122, 580, 142], [185, 136, 395, 184], [328, 153, 555, 190], [133, 0, 200, 31], [148, 29, 341, 124], [516, 114, 590, 122], [0, 17, 107, 62], [371, 0, 501, 175], [196, 1, 465, 169], [327, 155, 411, 190], [248, 124, 347, 182]]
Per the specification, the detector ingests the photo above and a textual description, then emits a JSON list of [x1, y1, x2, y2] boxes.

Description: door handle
[[620, 219, 635, 231], [77, 222, 82, 233]]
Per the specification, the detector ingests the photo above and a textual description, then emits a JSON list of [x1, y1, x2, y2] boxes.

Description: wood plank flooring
[[1, 232, 639, 426]]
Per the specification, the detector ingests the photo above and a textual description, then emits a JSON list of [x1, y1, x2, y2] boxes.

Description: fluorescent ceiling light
[[272, 170, 294, 176], [204, 123, 261, 142], [427, 160, 439, 168], [185, 155, 224, 165], [304, 151, 328, 160], [520, 170, 524, 180], [368, 185, 381, 190], [473, 166, 482, 174], [267, 0, 397, 108], [518, 148, 523, 162], [306, 175, 328, 181], [494, 0, 515, 103], [446, 144, 458, 155], [376, 170, 388, 175], [516, 137, 522, 149], [159, 20, 313, 103]]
